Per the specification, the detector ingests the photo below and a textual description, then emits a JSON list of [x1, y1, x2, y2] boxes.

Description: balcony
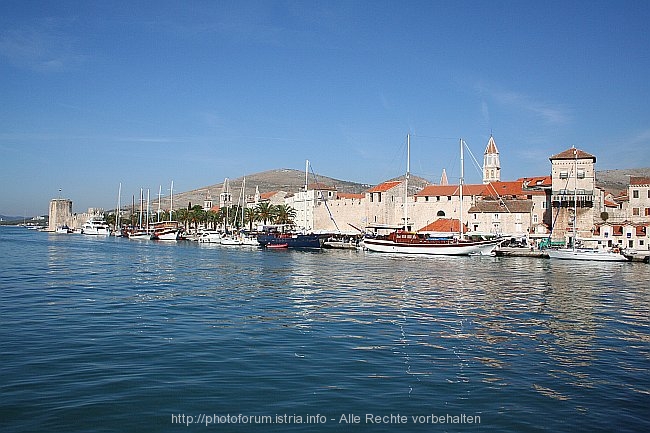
[[551, 190, 594, 207]]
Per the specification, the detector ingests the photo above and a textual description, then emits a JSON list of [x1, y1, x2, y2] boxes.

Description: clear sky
[[1, 0, 649, 217]]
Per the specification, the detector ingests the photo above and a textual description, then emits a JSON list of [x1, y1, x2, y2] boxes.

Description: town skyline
[[2, 1, 649, 216]]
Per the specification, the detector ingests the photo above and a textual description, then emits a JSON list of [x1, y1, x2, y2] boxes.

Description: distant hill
[[168, 169, 431, 210], [596, 168, 650, 194]]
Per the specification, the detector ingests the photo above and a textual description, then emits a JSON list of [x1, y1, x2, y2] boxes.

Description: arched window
[[437, 210, 445, 217]]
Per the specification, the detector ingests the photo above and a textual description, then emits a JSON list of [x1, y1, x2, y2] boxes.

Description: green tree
[[254, 202, 276, 225], [244, 207, 258, 231], [273, 204, 296, 225], [174, 208, 190, 231]]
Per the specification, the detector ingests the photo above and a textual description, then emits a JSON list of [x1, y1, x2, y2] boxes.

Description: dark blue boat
[[257, 232, 323, 249]]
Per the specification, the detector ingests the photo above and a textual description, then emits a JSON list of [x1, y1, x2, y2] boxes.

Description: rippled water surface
[[1, 227, 649, 432]]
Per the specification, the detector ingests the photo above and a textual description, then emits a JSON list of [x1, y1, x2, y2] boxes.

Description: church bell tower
[[483, 135, 501, 184]]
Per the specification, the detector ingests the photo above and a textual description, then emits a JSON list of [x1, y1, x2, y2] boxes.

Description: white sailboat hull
[[364, 238, 498, 256], [547, 248, 629, 262]]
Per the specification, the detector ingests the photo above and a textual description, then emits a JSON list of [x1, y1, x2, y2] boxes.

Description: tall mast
[[146, 189, 150, 231], [139, 188, 143, 228], [116, 182, 121, 229], [573, 147, 577, 251], [404, 134, 410, 231], [157, 185, 162, 222], [170, 180, 174, 222], [304, 159, 309, 232], [459, 139, 464, 239]]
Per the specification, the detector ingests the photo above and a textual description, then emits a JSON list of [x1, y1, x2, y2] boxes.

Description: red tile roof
[[367, 180, 402, 193], [549, 147, 596, 162], [518, 176, 553, 188], [415, 184, 487, 197], [259, 192, 277, 200], [337, 193, 364, 199], [309, 182, 336, 191], [418, 218, 466, 233], [630, 176, 650, 186], [482, 181, 544, 197]]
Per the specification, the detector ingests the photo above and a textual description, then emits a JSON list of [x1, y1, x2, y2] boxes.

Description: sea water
[[1, 227, 648, 432]]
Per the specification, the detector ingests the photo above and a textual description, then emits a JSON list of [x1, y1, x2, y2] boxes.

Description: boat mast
[[139, 188, 143, 228], [304, 159, 309, 233], [572, 147, 577, 251], [404, 134, 410, 231], [170, 180, 174, 222], [157, 185, 162, 222], [116, 182, 121, 230], [459, 139, 464, 239]]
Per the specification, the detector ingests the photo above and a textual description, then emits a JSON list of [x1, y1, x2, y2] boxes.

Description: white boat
[[150, 221, 181, 241], [364, 136, 500, 256], [199, 231, 222, 243], [55, 225, 73, 234], [81, 218, 110, 236], [241, 235, 260, 247], [220, 234, 243, 246], [547, 148, 629, 262], [547, 248, 628, 261]]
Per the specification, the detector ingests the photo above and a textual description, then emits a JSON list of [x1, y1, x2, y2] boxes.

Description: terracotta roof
[[484, 135, 499, 155], [604, 199, 618, 208], [308, 182, 336, 191], [519, 176, 553, 188], [468, 199, 533, 213], [337, 193, 364, 199], [415, 183, 487, 197], [549, 147, 596, 162], [418, 218, 466, 234], [482, 181, 545, 198], [259, 191, 277, 200], [367, 180, 402, 193], [630, 176, 650, 186]]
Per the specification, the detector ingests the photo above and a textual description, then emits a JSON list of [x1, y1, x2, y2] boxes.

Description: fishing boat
[[547, 148, 628, 262], [363, 136, 500, 256]]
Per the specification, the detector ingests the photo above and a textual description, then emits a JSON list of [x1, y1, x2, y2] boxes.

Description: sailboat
[[151, 181, 183, 241], [547, 148, 628, 262], [363, 135, 500, 256]]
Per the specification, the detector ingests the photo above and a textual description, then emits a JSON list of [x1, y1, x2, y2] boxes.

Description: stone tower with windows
[[482, 135, 500, 184], [549, 146, 596, 245]]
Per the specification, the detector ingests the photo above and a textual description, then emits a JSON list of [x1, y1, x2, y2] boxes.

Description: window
[[577, 170, 585, 179], [436, 196, 440, 201], [533, 214, 538, 223], [640, 240, 645, 246], [437, 210, 445, 217], [646, 208, 650, 216], [493, 213, 500, 220], [633, 190, 639, 199], [542, 201, 547, 209], [447, 196, 452, 201], [633, 208, 640, 216], [559, 171, 569, 179], [516, 213, 522, 221]]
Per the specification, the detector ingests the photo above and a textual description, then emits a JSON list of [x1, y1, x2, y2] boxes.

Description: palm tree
[[244, 207, 258, 232], [189, 205, 206, 231], [273, 204, 296, 225], [254, 202, 276, 225], [174, 208, 190, 231]]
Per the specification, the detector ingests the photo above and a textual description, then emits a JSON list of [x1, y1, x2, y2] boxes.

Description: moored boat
[[81, 218, 110, 236], [257, 232, 323, 249], [364, 136, 500, 256]]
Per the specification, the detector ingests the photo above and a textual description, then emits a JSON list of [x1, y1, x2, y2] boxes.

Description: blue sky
[[1, 0, 649, 216]]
